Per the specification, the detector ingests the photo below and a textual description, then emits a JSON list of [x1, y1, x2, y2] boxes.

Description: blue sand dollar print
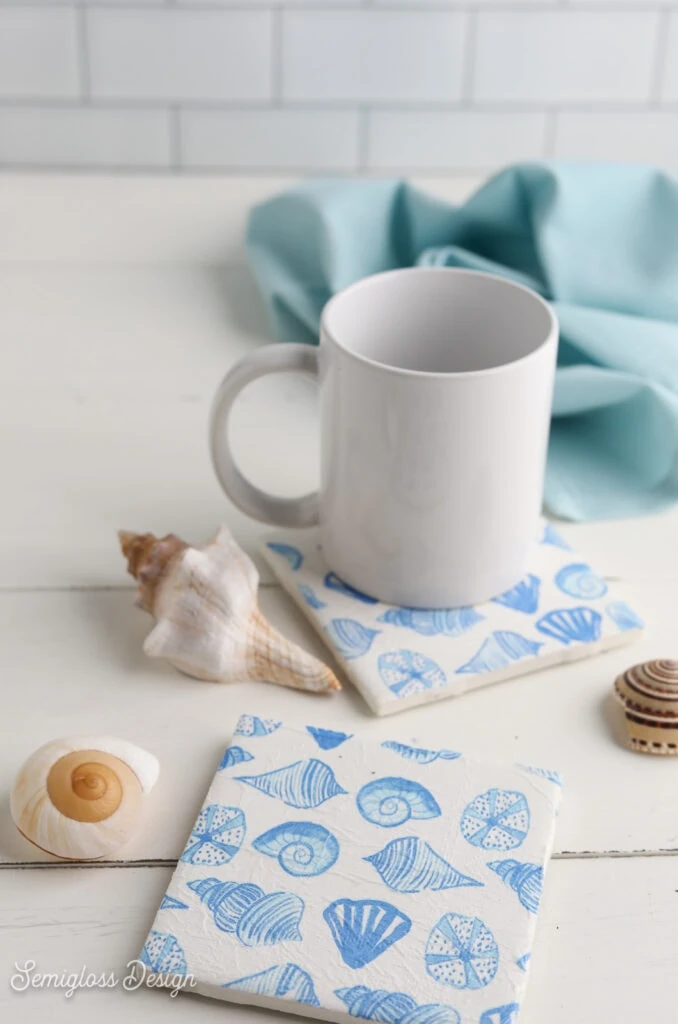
[[253, 821, 340, 877], [219, 745, 254, 770], [488, 859, 543, 914], [140, 931, 187, 975], [517, 763, 563, 786], [491, 575, 540, 615], [536, 606, 602, 645], [223, 963, 319, 1006], [236, 758, 347, 809], [306, 725, 352, 750], [266, 543, 303, 570], [555, 562, 608, 600], [188, 877, 304, 946], [180, 804, 246, 866], [160, 894, 188, 910], [325, 618, 380, 659], [456, 632, 542, 675], [324, 571, 378, 604], [298, 583, 327, 610], [516, 954, 531, 972], [378, 650, 446, 698], [378, 607, 484, 638], [365, 837, 482, 893], [235, 715, 281, 738], [381, 741, 461, 765], [425, 913, 499, 990], [460, 789, 530, 851], [541, 522, 571, 550], [480, 1004, 521, 1024], [323, 898, 411, 968], [357, 777, 441, 827], [606, 601, 644, 632], [336, 985, 461, 1024]]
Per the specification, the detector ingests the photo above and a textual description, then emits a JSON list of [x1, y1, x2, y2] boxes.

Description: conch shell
[[10, 736, 159, 860], [119, 525, 340, 694]]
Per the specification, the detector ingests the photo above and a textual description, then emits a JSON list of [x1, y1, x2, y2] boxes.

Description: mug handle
[[209, 344, 320, 527]]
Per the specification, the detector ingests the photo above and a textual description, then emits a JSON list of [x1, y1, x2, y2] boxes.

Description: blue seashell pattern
[[555, 562, 608, 600], [307, 725, 352, 750], [377, 607, 484, 638], [460, 789, 530, 851], [606, 600, 644, 632], [365, 837, 482, 893], [180, 804, 246, 866], [326, 618, 380, 659], [253, 821, 340, 877], [425, 913, 499, 990], [491, 575, 540, 615], [140, 930, 187, 975], [235, 715, 282, 738], [536, 606, 602, 645], [515, 954, 531, 972], [323, 898, 411, 968], [541, 522, 571, 550], [298, 583, 327, 609], [223, 963, 319, 1006], [336, 984, 460, 1024], [266, 542, 303, 570], [236, 758, 347, 809], [517, 763, 563, 786], [479, 1004, 521, 1024], [324, 571, 378, 604], [219, 745, 254, 770], [160, 894, 188, 910], [488, 859, 543, 914], [456, 631, 542, 675], [381, 741, 461, 765], [357, 777, 441, 827], [188, 877, 304, 946], [378, 650, 447, 698]]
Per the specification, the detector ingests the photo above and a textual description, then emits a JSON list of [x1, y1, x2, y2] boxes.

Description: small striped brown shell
[[614, 660, 678, 755]]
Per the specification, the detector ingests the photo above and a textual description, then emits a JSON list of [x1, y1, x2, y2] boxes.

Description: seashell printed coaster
[[140, 714, 562, 1024], [261, 521, 644, 717]]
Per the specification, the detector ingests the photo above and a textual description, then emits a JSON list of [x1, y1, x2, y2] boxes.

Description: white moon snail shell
[[10, 736, 159, 860]]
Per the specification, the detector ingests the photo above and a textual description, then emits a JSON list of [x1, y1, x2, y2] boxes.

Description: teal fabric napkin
[[246, 162, 678, 521]]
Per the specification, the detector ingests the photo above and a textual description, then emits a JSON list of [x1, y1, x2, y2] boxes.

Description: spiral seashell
[[425, 913, 499, 990], [306, 726, 352, 750], [516, 954, 531, 972], [487, 858, 543, 913], [555, 562, 607, 600], [140, 930, 187, 976], [218, 745, 254, 770], [323, 571, 378, 604], [160, 894, 188, 910], [298, 584, 327, 610], [356, 777, 441, 828], [535, 606, 602, 646], [223, 963, 319, 1006], [541, 522, 571, 550], [516, 763, 563, 786], [323, 897, 411, 968], [188, 877, 304, 946], [606, 601, 644, 633], [456, 631, 542, 675], [325, 618, 380, 659], [236, 758, 347, 809], [460, 789, 530, 851], [235, 715, 281, 738], [491, 574, 541, 615], [377, 608, 483, 638], [335, 985, 460, 1024], [381, 741, 460, 765], [479, 1004, 521, 1024], [180, 803, 246, 865], [253, 821, 340, 877], [10, 736, 159, 861], [614, 659, 678, 754], [266, 542, 303, 570], [364, 837, 482, 893]]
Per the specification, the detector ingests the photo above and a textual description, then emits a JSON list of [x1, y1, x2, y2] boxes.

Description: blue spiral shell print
[[236, 758, 347, 809], [377, 607, 484, 638], [381, 741, 461, 765], [536, 606, 602, 645], [425, 913, 499, 990], [555, 562, 608, 600], [488, 859, 543, 914], [456, 631, 542, 675], [326, 618, 380, 659], [516, 954, 531, 972], [336, 985, 461, 1024], [378, 650, 447, 699], [323, 898, 411, 969], [180, 804, 246, 866], [234, 715, 282, 738], [541, 521, 571, 550], [140, 931, 187, 975], [298, 583, 327, 610], [324, 571, 378, 604], [306, 726, 352, 750], [253, 821, 340, 877], [160, 894, 188, 910], [357, 777, 441, 828], [460, 789, 530, 851], [188, 877, 304, 946], [266, 543, 303, 570], [517, 763, 563, 786], [365, 837, 481, 893], [218, 745, 254, 770], [491, 575, 541, 615], [480, 1004, 521, 1024], [223, 963, 319, 1006], [606, 601, 644, 632]]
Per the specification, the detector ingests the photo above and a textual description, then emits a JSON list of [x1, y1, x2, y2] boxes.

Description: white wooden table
[[1, 173, 677, 1024]]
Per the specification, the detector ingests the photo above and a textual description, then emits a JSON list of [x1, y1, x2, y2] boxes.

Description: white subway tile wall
[[0, 3, 676, 172]]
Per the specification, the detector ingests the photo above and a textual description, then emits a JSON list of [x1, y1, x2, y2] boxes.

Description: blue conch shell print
[[541, 522, 571, 550], [324, 571, 378, 604], [555, 562, 608, 600], [219, 745, 254, 770], [236, 758, 347, 809], [516, 953, 531, 972], [517, 763, 563, 786], [323, 897, 411, 968], [140, 931, 187, 975], [266, 542, 303, 570], [460, 789, 530, 851], [381, 741, 460, 765], [223, 963, 319, 1006], [488, 859, 543, 914], [536, 606, 602, 645], [606, 601, 644, 632], [188, 877, 304, 946], [425, 913, 499, 990], [325, 618, 380, 659], [377, 607, 483, 638], [306, 726, 352, 750], [235, 715, 281, 738], [160, 894, 188, 910], [253, 821, 340, 877], [491, 575, 540, 614], [480, 1004, 521, 1024], [456, 632, 542, 675], [336, 985, 461, 1024], [357, 777, 441, 827], [364, 837, 481, 893], [298, 583, 327, 610], [378, 650, 446, 698], [180, 804, 246, 866]]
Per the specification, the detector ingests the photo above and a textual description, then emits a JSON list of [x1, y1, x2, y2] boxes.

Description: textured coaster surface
[[141, 715, 562, 1024], [261, 521, 644, 716]]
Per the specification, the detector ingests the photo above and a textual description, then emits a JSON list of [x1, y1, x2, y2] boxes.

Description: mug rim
[[319, 266, 558, 380]]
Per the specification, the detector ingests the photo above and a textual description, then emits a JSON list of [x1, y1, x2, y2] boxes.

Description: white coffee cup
[[210, 267, 558, 608]]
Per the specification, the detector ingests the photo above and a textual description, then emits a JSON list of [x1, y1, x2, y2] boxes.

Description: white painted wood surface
[[0, 174, 676, 1021]]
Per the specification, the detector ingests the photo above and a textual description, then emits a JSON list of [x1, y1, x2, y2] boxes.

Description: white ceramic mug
[[210, 267, 558, 608]]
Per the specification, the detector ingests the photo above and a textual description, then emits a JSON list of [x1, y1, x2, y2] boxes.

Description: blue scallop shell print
[[223, 963, 319, 1006], [180, 804, 246, 866], [357, 777, 441, 827], [487, 859, 543, 914], [236, 758, 347, 809], [381, 741, 460, 765], [188, 877, 304, 946], [266, 543, 303, 571], [323, 898, 411, 968], [298, 583, 327, 610], [378, 650, 447, 698], [425, 913, 499, 990], [555, 562, 608, 600], [365, 837, 481, 893], [253, 821, 340, 877], [536, 606, 602, 645], [140, 930, 187, 975], [456, 631, 542, 675], [541, 522, 571, 550], [325, 618, 380, 659], [517, 763, 563, 786], [480, 1005, 521, 1024], [306, 725, 352, 750], [324, 571, 378, 604], [160, 894, 188, 910], [336, 985, 460, 1024], [460, 789, 530, 851], [491, 575, 540, 615], [219, 745, 254, 770], [235, 715, 281, 738], [606, 600, 644, 632], [378, 607, 483, 638]]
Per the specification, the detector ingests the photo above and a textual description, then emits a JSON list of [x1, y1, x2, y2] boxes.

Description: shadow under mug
[[210, 267, 558, 608]]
